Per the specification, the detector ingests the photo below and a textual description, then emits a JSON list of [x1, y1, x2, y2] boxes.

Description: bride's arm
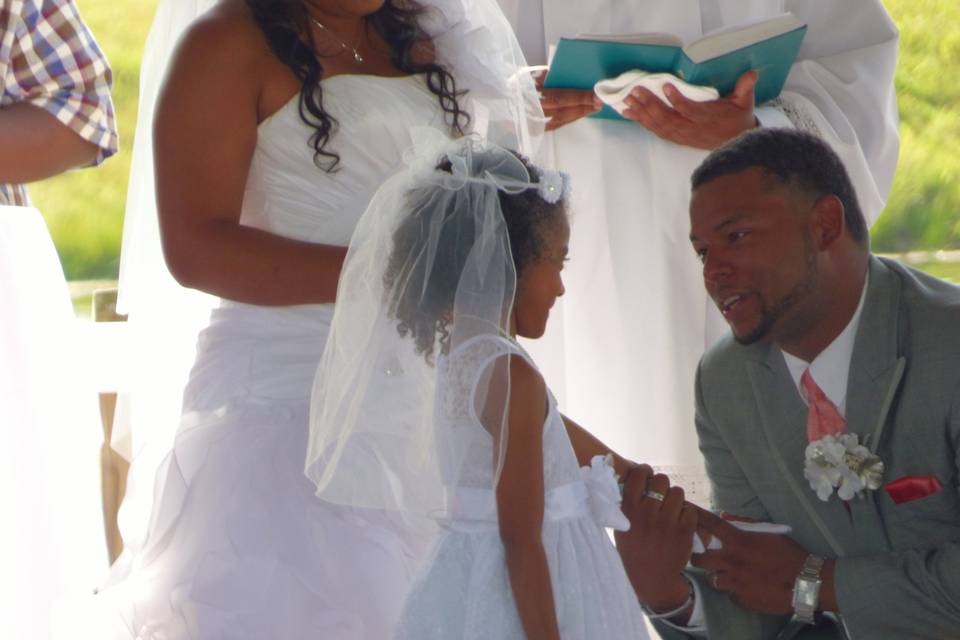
[[153, 6, 347, 306], [493, 356, 561, 640]]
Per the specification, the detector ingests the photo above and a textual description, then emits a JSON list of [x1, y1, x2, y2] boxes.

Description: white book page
[[683, 12, 803, 64], [573, 32, 682, 48]]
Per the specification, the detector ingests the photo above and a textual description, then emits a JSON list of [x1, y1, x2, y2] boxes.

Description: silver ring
[[643, 489, 666, 502], [711, 572, 721, 590]]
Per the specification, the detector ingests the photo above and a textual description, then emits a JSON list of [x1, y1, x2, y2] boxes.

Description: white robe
[[500, 0, 899, 504]]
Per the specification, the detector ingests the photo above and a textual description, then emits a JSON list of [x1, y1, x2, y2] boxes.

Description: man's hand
[[692, 509, 837, 615], [622, 70, 759, 150], [535, 71, 602, 131], [615, 465, 698, 616]]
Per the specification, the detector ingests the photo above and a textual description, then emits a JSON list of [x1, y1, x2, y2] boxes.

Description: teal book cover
[[545, 24, 807, 121]]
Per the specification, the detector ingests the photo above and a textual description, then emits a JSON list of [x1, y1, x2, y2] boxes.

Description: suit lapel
[[746, 348, 849, 557], [841, 257, 906, 550], [845, 258, 906, 452]]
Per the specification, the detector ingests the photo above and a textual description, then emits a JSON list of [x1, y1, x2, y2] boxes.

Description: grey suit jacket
[[656, 256, 960, 640]]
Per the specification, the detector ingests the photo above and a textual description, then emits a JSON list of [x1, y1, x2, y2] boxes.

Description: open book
[[544, 12, 807, 120]]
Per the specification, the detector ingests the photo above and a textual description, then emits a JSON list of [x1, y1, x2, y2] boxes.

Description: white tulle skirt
[[395, 515, 649, 639], [97, 303, 431, 639]]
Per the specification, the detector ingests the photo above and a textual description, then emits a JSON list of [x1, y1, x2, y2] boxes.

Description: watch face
[[794, 577, 821, 608]]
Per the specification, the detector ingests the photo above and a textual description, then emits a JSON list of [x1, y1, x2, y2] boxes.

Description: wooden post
[[93, 288, 128, 564]]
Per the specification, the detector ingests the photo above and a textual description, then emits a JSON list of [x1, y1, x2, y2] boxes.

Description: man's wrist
[[640, 575, 695, 623], [791, 554, 824, 624]]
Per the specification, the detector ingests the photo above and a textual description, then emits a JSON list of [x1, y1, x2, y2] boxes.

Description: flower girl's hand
[[614, 466, 698, 615]]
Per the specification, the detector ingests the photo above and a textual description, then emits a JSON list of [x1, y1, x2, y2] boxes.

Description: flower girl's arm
[[494, 356, 561, 640], [560, 413, 636, 478]]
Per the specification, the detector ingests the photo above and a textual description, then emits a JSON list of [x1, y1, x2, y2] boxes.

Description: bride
[[98, 0, 539, 637]]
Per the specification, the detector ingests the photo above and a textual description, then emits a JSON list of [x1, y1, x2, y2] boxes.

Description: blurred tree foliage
[[27, 0, 960, 280], [872, 0, 960, 251], [29, 0, 157, 280]]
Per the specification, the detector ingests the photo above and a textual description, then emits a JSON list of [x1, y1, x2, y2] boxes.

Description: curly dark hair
[[245, 0, 470, 171], [691, 128, 868, 246], [383, 151, 568, 362]]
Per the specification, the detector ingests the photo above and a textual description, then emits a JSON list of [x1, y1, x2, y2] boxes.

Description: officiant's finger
[[727, 69, 759, 109], [533, 69, 546, 89], [623, 88, 692, 135], [540, 88, 601, 111], [545, 105, 600, 131], [662, 83, 700, 112]]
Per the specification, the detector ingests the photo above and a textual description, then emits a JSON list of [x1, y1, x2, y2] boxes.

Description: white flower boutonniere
[[803, 433, 884, 502]]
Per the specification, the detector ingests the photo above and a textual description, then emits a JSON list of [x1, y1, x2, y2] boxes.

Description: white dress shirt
[[781, 275, 869, 415]]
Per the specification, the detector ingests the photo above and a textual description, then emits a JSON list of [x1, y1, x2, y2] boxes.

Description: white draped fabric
[[103, 1, 544, 636], [110, 1, 220, 561], [0, 206, 107, 639], [497, 0, 899, 505]]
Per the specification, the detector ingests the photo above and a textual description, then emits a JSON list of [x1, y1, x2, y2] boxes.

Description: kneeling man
[[622, 128, 960, 639]]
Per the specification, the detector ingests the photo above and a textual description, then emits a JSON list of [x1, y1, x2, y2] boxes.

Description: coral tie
[[801, 369, 846, 442]]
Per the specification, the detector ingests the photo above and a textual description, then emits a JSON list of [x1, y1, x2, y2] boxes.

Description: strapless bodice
[[186, 75, 448, 409], [239, 74, 446, 245]]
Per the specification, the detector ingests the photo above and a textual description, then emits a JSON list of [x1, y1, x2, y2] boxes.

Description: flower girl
[[307, 137, 650, 639]]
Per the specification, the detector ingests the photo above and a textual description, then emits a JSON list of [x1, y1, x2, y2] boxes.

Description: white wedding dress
[[395, 336, 649, 639], [99, 75, 449, 639]]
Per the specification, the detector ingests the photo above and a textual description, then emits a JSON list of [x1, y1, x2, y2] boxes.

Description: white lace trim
[[769, 97, 822, 137], [651, 465, 714, 509]]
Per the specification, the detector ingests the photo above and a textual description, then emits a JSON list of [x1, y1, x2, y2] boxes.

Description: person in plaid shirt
[[0, 0, 118, 206]]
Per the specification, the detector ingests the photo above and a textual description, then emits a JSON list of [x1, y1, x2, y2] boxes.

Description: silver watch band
[[791, 554, 824, 625]]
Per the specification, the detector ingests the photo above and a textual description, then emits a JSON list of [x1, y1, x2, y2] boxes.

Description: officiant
[[496, 0, 900, 509]]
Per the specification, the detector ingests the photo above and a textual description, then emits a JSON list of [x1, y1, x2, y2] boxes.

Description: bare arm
[[153, 8, 347, 305], [494, 356, 560, 640], [0, 103, 99, 183], [560, 413, 634, 478]]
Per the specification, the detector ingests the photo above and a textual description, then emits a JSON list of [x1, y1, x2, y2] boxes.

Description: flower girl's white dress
[[100, 75, 448, 639], [395, 335, 649, 639]]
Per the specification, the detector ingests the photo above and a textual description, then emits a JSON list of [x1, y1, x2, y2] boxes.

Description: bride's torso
[[185, 75, 447, 407], [239, 74, 444, 245]]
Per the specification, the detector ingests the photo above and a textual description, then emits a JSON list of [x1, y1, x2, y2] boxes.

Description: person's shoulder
[[877, 256, 960, 353], [699, 332, 753, 379], [173, 0, 268, 69]]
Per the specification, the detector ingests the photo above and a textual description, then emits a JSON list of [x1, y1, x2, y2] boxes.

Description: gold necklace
[[308, 16, 364, 64]]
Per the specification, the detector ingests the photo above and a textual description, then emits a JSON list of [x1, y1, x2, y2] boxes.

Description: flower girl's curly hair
[[383, 151, 567, 362]]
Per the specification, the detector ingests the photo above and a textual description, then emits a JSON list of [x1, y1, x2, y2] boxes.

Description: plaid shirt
[[1, 0, 118, 206]]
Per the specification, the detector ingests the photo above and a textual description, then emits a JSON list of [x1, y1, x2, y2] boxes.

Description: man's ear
[[809, 194, 845, 250]]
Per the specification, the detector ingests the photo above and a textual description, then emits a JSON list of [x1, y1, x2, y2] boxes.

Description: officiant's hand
[[622, 70, 759, 150], [692, 509, 838, 615], [615, 465, 698, 617], [535, 71, 602, 131]]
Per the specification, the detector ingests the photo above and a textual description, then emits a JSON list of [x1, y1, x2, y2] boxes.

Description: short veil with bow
[[306, 134, 549, 527]]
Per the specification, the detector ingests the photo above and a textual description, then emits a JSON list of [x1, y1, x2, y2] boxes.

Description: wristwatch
[[791, 554, 824, 624]]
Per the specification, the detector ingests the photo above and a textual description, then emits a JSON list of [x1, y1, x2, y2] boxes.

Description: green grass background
[[27, 0, 960, 282]]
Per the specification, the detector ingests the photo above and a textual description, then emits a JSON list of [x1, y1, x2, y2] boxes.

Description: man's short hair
[[691, 128, 869, 246]]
